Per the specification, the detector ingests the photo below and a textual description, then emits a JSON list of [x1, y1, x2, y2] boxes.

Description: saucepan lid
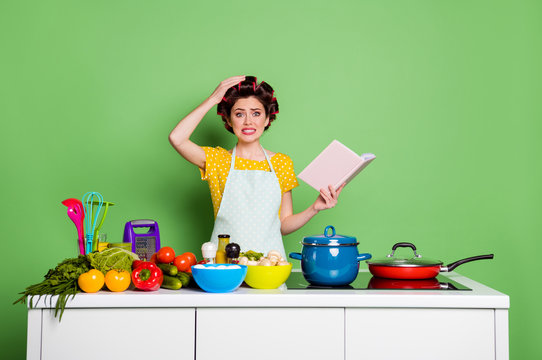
[[366, 242, 443, 267], [302, 225, 359, 246]]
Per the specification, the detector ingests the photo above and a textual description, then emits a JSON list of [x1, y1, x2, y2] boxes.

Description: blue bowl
[[191, 264, 247, 293]]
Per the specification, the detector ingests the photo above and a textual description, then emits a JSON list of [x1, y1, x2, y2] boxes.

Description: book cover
[[297, 140, 375, 191]]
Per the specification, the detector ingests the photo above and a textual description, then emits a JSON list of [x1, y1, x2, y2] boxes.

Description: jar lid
[[302, 226, 358, 246]]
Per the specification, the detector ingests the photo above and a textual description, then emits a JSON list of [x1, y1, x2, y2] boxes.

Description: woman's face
[[228, 96, 269, 143]]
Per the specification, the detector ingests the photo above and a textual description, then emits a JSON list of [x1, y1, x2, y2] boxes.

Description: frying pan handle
[[444, 254, 494, 272]]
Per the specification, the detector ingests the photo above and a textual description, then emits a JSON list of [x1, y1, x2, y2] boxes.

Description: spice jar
[[201, 242, 217, 264], [225, 243, 241, 264]]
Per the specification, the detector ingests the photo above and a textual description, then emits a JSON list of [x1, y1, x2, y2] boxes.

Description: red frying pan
[[366, 243, 494, 280]]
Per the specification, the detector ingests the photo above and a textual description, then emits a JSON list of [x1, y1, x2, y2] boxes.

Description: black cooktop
[[285, 271, 471, 291]]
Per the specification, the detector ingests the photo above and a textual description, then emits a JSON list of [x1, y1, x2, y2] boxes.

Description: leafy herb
[[14, 255, 91, 321], [240, 250, 264, 261]]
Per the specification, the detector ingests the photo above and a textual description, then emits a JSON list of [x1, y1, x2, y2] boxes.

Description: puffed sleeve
[[275, 154, 299, 193], [199, 146, 218, 181]]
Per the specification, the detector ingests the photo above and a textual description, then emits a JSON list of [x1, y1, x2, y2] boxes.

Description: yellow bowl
[[244, 264, 292, 289]]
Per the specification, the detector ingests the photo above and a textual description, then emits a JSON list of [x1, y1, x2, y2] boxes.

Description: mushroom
[[277, 260, 290, 266], [259, 258, 273, 266], [267, 250, 282, 259], [238, 256, 249, 265], [247, 260, 259, 266]]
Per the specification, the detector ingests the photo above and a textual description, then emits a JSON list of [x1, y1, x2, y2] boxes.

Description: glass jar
[[215, 234, 230, 264]]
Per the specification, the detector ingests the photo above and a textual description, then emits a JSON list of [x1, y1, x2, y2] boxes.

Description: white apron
[[209, 144, 285, 257]]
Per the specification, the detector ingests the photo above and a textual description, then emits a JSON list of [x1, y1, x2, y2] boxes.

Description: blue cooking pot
[[289, 226, 372, 286]]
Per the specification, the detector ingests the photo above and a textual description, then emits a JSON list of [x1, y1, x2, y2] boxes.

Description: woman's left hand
[[312, 183, 346, 212]]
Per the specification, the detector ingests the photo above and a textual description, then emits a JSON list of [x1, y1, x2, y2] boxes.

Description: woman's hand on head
[[312, 184, 346, 212], [208, 75, 246, 105]]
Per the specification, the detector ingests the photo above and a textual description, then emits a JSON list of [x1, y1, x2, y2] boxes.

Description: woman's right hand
[[208, 75, 246, 104]]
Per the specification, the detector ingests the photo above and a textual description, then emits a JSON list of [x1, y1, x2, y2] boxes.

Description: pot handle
[[289, 252, 302, 261], [443, 254, 494, 272], [357, 253, 372, 261]]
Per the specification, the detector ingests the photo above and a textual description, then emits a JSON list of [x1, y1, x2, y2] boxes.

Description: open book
[[298, 140, 375, 191]]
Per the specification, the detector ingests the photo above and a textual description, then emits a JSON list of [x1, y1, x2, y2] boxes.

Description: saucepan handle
[[443, 254, 494, 272], [357, 253, 372, 261], [289, 252, 302, 261]]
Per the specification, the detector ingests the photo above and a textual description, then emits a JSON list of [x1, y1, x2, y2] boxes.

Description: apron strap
[[230, 144, 276, 173]]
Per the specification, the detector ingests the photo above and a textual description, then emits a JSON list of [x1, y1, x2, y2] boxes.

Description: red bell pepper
[[131, 262, 163, 291]]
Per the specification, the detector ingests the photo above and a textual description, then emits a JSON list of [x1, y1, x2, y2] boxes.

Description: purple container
[[123, 220, 161, 261]]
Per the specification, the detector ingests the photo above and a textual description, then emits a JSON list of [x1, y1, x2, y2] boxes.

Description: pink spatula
[[62, 198, 85, 255]]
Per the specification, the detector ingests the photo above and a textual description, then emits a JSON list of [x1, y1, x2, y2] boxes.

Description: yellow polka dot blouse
[[200, 146, 299, 219]]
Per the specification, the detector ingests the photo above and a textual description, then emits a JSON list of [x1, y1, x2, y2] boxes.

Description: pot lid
[[366, 242, 443, 267], [302, 226, 358, 246]]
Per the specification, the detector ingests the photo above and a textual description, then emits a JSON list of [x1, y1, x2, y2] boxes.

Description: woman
[[169, 75, 344, 257]]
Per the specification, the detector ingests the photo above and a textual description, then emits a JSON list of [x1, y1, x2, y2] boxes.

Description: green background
[[2, 0, 540, 358]]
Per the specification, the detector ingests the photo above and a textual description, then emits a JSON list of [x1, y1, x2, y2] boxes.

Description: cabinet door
[[346, 308, 495, 360], [196, 308, 344, 360], [41, 308, 195, 360]]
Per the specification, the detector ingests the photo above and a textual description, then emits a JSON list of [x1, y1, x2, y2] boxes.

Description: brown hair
[[217, 76, 279, 133]]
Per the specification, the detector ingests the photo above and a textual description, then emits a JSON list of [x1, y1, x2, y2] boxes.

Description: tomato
[[132, 260, 143, 269], [78, 269, 105, 293], [157, 247, 176, 263], [173, 252, 197, 272], [150, 253, 158, 263], [105, 269, 131, 292]]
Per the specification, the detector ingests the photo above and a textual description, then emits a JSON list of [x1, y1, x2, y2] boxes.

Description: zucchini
[[161, 275, 182, 290], [176, 272, 191, 287], [157, 263, 178, 276]]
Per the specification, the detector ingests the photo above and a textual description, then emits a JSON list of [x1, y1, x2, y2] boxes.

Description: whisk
[[82, 192, 103, 255]]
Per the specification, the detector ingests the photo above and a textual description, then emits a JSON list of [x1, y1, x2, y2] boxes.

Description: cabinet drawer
[[41, 308, 195, 360], [196, 308, 344, 360], [346, 308, 495, 360]]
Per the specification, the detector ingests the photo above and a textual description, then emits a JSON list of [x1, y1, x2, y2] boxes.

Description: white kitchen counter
[[27, 270, 509, 360], [29, 270, 509, 309]]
